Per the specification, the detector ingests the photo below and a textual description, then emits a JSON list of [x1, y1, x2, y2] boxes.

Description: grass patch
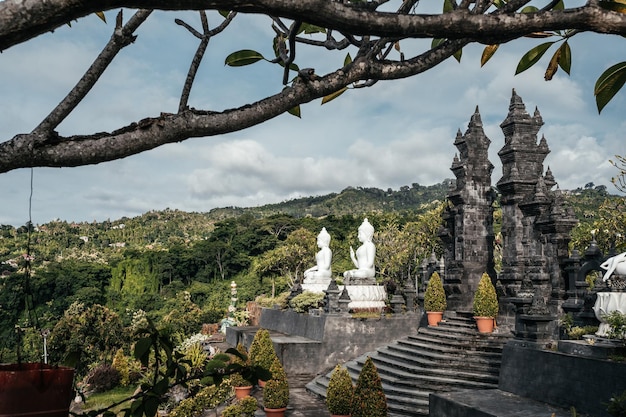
[[81, 385, 137, 415]]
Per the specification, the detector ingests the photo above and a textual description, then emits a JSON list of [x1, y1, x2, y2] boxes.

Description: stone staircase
[[305, 313, 511, 417]]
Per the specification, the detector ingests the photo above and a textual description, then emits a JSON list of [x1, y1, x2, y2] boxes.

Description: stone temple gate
[[438, 89, 579, 341]]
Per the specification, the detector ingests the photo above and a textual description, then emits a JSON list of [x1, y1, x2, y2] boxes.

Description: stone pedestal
[[593, 291, 626, 336]]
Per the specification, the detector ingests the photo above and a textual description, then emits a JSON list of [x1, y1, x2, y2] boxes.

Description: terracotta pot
[[0, 362, 74, 417], [426, 311, 444, 326], [474, 316, 495, 333], [258, 379, 267, 388], [264, 406, 287, 417], [235, 385, 253, 399]]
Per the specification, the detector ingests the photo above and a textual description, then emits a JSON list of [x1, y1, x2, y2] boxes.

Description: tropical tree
[[1, 0, 625, 172]]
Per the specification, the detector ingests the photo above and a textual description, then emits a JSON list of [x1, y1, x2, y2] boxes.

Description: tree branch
[[33, 9, 152, 136], [1, 0, 626, 51]]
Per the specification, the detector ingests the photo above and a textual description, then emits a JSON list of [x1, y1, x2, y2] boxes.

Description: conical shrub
[[351, 357, 387, 417], [262, 356, 289, 409], [248, 328, 277, 374], [325, 364, 354, 415]]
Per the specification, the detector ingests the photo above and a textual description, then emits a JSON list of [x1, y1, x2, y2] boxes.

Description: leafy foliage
[[424, 272, 447, 312], [262, 356, 289, 409], [351, 357, 388, 417], [472, 273, 498, 318], [604, 311, 626, 341], [326, 364, 354, 415], [248, 328, 277, 376], [289, 291, 325, 313], [221, 395, 258, 417]]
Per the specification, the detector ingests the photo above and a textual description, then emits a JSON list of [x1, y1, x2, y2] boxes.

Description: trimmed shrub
[[424, 272, 446, 312], [248, 328, 277, 375], [326, 364, 354, 415], [221, 396, 258, 417], [262, 356, 289, 409], [169, 380, 233, 417], [473, 272, 498, 318], [351, 357, 387, 417]]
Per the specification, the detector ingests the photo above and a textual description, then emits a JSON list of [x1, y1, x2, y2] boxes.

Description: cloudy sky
[[1, 4, 625, 227]]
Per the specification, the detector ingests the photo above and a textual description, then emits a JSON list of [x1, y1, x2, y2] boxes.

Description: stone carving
[[343, 218, 376, 285], [303, 227, 333, 284], [600, 251, 626, 282]]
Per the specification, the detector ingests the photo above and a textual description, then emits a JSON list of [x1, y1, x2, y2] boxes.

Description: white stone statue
[[343, 218, 376, 284], [601, 251, 626, 282], [303, 227, 332, 284]]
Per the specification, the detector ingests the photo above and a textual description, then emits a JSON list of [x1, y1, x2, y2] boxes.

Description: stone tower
[[496, 90, 577, 341], [440, 107, 496, 313]]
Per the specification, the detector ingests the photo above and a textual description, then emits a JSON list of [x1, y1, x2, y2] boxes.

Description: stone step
[[386, 342, 502, 369], [305, 316, 511, 417], [369, 351, 499, 384]]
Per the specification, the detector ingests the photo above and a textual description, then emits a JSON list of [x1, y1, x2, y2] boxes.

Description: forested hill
[[207, 182, 451, 221]]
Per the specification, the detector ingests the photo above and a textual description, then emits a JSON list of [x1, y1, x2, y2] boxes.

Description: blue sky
[[1, 6, 625, 227]]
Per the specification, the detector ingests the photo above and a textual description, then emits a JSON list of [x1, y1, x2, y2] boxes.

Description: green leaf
[[95, 12, 106, 23], [453, 48, 462, 63], [558, 42, 571, 75], [431, 38, 444, 49], [134, 337, 152, 366], [515, 42, 554, 75], [481, 44, 499, 67], [552, 0, 565, 10], [321, 87, 348, 105], [521, 6, 539, 12], [443, 0, 454, 13], [225, 50, 266, 67], [595, 62, 626, 113], [288, 106, 301, 118], [218, 10, 231, 18], [344, 53, 352, 66]]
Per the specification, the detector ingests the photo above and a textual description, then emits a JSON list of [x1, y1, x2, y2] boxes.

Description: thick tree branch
[[1, 0, 626, 51], [33, 9, 152, 135], [0, 62, 368, 173]]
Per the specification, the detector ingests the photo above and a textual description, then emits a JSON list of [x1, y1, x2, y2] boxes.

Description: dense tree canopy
[[1, 0, 626, 173]]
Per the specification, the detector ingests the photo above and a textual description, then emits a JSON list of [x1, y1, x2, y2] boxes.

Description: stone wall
[[227, 308, 421, 376]]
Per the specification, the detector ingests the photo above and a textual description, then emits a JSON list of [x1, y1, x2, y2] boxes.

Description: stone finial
[[544, 167, 556, 189]]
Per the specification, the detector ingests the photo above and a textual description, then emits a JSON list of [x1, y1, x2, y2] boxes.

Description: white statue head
[[317, 227, 331, 246], [358, 218, 375, 242]]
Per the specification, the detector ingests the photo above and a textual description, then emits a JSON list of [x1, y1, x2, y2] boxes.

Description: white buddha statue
[[343, 218, 376, 285], [303, 227, 332, 284]]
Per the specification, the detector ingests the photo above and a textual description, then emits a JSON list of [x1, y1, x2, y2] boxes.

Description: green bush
[[248, 328, 277, 375], [169, 380, 233, 417], [255, 292, 290, 309], [604, 311, 626, 340], [351, 357, 388, 417], [289, 291, 325, 313], [568, 325, 599, 340], [326, 364, 354, 415], [473, 273, 498, 318], [424, 272, 446, 312], [263, 356, 289, 409], [221, 396, 258, 417]]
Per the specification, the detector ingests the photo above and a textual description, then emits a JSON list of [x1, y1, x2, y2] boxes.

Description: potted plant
[[473, 272, 499, 333], [248, 328, 277, 387], [424, 271, 447, 326], [351, 357, 387, 417], [326, 364, 354, 417], [228, 343, 254, 398], [262, 356, 289, 417]]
